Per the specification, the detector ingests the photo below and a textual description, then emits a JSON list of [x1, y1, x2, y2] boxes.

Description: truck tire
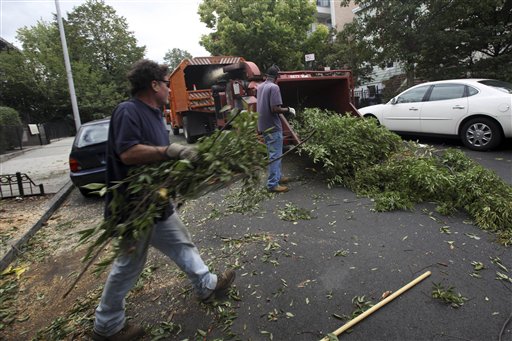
[[182, 116, 197, 144], [460, 117, 502, 151]]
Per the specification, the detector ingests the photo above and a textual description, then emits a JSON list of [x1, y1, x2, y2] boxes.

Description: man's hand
[[165, 143, 199, 162], [288, 107, 296, 116]]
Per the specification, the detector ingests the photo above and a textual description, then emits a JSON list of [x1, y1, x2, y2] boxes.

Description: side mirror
[[390, 97, 397, 105]]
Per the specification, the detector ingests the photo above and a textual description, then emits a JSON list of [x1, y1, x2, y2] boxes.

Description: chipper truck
[[166, 56, 360, 143]]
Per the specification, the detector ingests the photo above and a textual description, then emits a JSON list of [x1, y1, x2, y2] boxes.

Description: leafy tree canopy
[[339, 0, 512, 84], [324, 26, 375, 85], [198, 0, 317, 70], [0, 0, 145, 126], [164, 48, 193, 71], [65, 0, 145, 89]]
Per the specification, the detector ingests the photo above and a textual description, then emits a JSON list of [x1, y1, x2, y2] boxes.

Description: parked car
[[69, 118, 109, 196], [358, 79, 512, 151]]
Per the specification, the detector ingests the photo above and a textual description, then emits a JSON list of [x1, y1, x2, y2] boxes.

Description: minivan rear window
[[478, 80, 512, 94], [76, 122, 109, 148]]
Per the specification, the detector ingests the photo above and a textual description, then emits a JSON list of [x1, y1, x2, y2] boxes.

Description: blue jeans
[[263, 130, 283, 189], [93, 213, 217, 336]]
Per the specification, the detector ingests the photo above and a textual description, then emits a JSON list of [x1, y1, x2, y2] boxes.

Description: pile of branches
[[293, 108, 512, 245], [71, 111, 267, 286]]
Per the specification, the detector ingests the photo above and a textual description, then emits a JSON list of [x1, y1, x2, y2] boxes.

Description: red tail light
[[69, 158, 81, 172]]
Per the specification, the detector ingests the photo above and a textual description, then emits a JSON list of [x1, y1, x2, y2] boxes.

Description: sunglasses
[[158, 80, 170, 87]]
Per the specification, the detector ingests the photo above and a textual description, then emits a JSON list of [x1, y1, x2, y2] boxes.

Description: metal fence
[[354, 86, 383, 108], [0, 122, 72, 154], [0, 125, 23, 154], [43, 121, 73, 141], [0, 172, 45, 199]]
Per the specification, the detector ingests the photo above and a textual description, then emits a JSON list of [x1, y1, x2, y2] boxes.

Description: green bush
[[0, 106, 22, 153], [0, 106, 22, 125]]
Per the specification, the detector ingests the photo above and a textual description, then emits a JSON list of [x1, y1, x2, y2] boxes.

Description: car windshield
[[76, 121, 109, 148], [478, 80, 512, 94]]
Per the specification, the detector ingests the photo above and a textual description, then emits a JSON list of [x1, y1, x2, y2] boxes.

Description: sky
[[0, 0, 212, 62]]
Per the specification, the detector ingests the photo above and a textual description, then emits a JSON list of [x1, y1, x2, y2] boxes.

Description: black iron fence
[[0, 125, 23, 154], [43, 121, 73, 141], [0, 122, 72, 154], [0, 172, 45, 199], [354, 86, 383, 108]]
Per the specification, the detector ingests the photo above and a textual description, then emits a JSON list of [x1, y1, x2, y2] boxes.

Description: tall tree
[[65, 0, 145, 92], [0, 0, 145, 125], [340, 0, 430, 87], [5, 21, 70, 123], [324, 25, 375, 85], [301, 24, 334, 69], [198, 0, 316, 70], [340, 0, 512, 84], [164, 48, 193, 71], [415, 0, 512, 81]]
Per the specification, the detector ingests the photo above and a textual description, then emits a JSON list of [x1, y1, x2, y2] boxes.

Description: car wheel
[[364, 114, 380, 125], [460, 117, 502, 151]]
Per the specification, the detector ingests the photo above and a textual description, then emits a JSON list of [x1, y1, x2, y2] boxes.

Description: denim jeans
[[263, 130, 283, 189], [93, 213, 217, 336]]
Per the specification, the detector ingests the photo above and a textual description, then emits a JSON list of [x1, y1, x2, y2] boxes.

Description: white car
[[358, 79, 512, 151]]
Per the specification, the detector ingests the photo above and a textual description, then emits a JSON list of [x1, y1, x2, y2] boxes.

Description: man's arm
[[120, 143, 198, 165], [120, 144, 167, 165], [271, 105, 292, 114]]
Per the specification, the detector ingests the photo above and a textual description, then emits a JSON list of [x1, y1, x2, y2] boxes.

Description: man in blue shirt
[[256, 64, 295, 192], [93, 59, 235, 341]]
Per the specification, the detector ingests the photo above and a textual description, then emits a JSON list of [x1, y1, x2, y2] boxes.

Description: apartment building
[[314, 0, 357, 31], [314, 1, 404, 107]]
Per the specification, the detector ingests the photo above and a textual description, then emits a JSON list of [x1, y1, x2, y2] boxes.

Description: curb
[[0, 181, 75, 272], [0, 146, 40, 164]]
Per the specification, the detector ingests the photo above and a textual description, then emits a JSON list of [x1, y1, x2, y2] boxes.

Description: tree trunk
[[406, 63, 415, 87]]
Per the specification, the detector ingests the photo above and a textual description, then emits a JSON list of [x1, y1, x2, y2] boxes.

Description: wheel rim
[[466, 122, 492, 147]]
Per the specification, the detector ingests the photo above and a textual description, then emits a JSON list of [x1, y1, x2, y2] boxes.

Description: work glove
[[288, 107, 296, 116], [165, 143, 198, 162]]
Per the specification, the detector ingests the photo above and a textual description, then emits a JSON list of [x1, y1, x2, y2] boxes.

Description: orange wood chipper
[[166, 56, 360, 144]]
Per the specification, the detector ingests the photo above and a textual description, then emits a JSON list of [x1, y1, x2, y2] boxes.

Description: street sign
[[305, 53, 315, 62]]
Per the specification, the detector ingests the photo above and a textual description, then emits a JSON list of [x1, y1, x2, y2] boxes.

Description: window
[[396, 85, 430, 103], [467, 86, 479, 97], [77, 122, 109, 148], [428, 84, 465, 101], [478, 80, 512, 94]]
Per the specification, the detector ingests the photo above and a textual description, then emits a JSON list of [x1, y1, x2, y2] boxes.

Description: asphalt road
[[2, 132, 510, 340], [61, 133, 511, 340]]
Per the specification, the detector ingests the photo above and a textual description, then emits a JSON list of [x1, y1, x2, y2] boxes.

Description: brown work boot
[[279, 176, 290, 184], [92, 323, 145, 341], [202, 269, 236, 302], [269, 184, 289, 193]]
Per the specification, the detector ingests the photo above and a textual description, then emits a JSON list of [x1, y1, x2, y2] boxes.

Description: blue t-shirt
[[257, 80, 283, 133], [105, 98, 172, 219]]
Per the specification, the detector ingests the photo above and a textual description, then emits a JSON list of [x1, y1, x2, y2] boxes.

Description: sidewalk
[[0, 137, 76, 271], [0, 137, 75, 194]]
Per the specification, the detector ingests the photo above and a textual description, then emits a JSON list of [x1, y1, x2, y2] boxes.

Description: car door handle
[[409, 107, 419, 111], [452, 105, 465, 109]]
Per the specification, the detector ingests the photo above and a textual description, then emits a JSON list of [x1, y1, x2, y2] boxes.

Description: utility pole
[[55, 0, 81, 132]]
